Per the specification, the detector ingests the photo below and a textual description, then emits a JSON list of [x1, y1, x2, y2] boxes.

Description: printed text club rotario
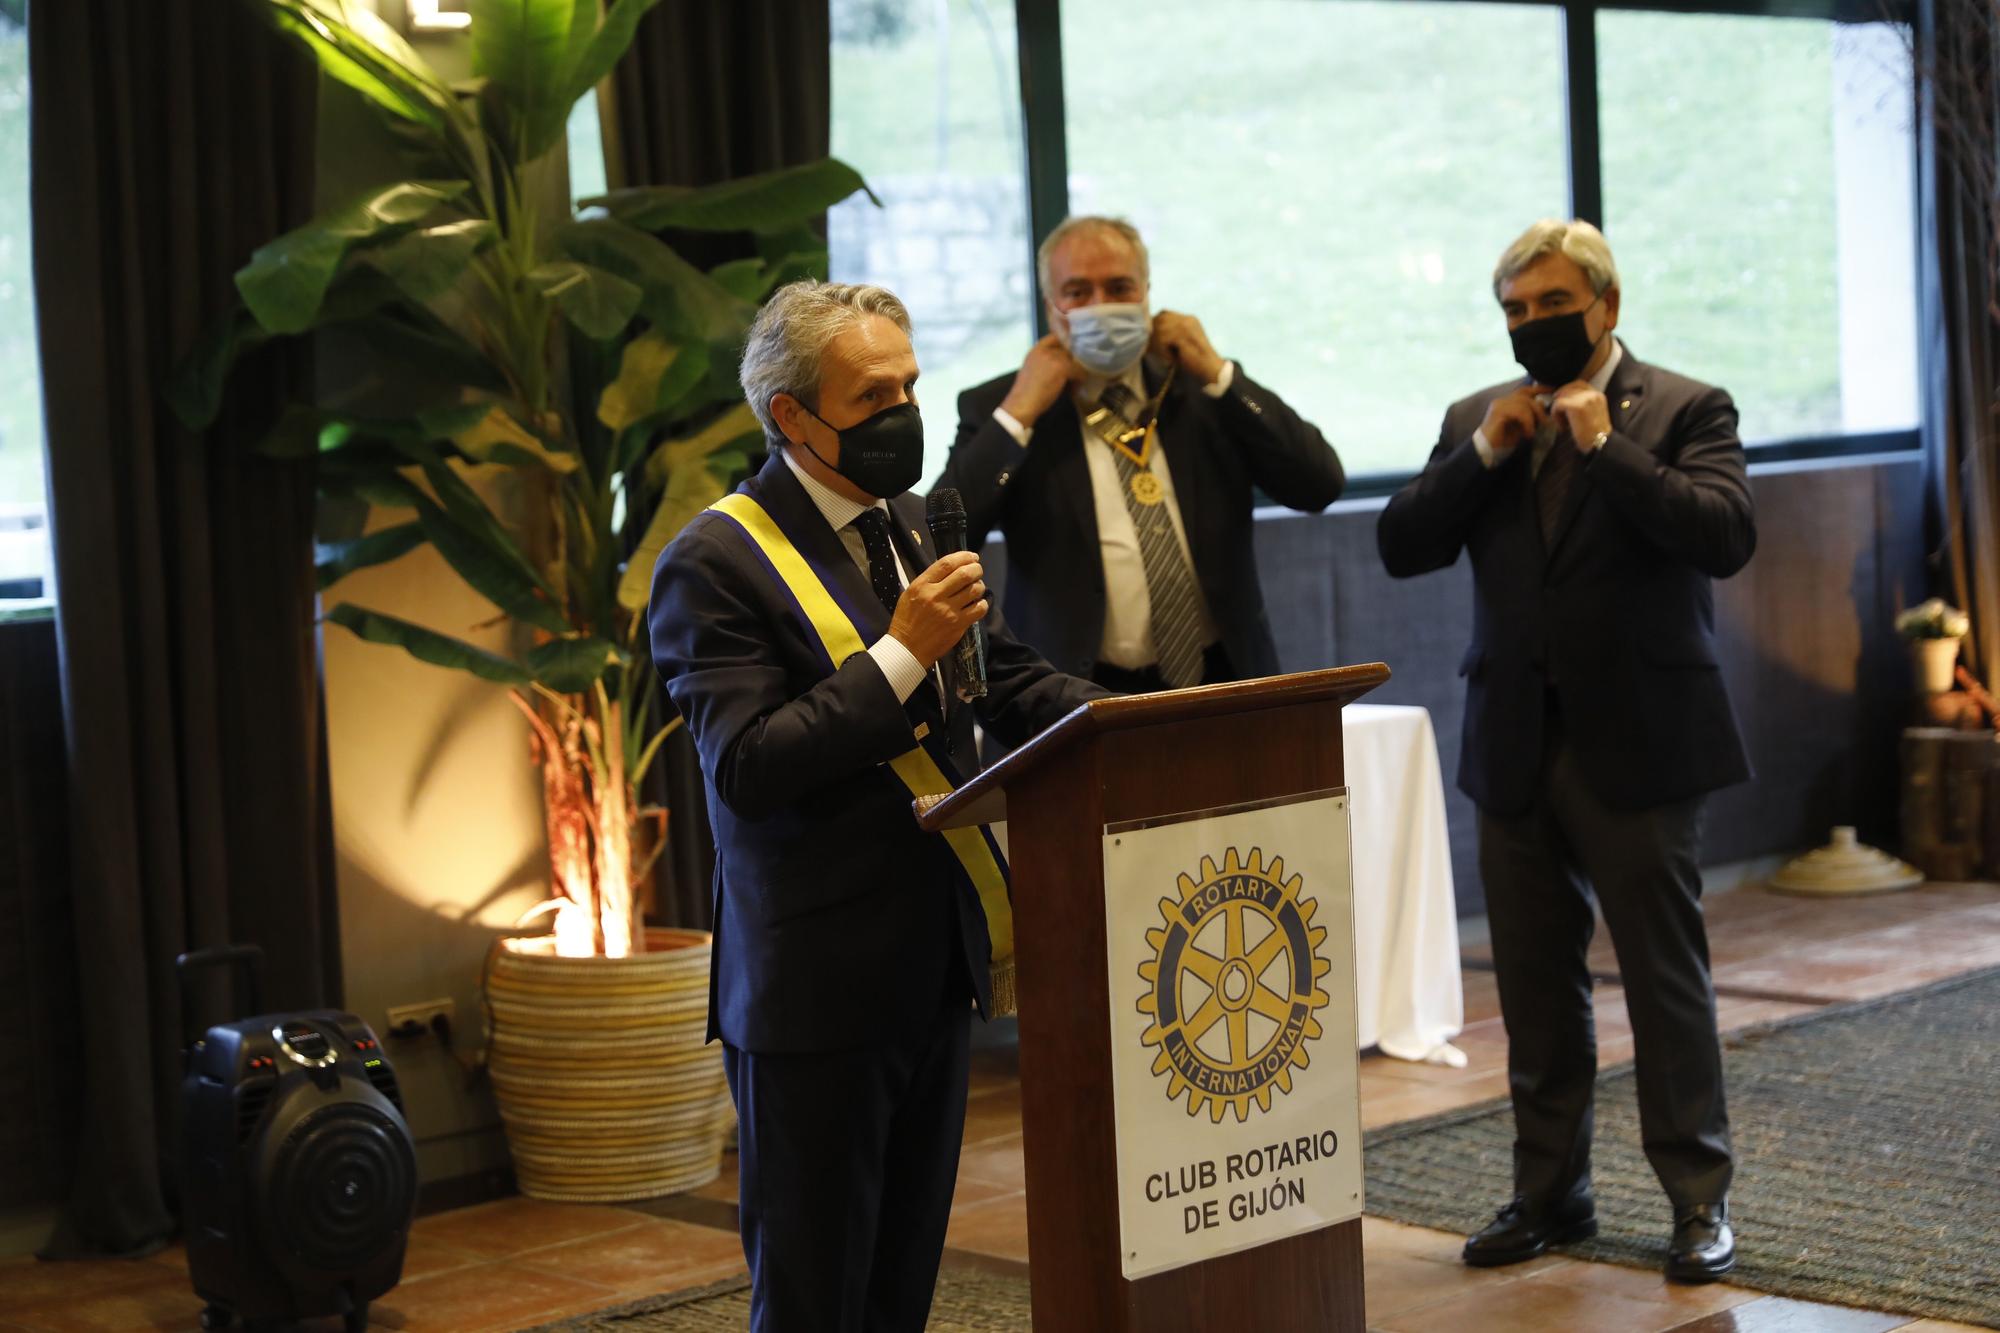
[[1145, 1130, 1342, 1234]]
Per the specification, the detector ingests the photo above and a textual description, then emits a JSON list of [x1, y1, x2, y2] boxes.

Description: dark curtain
[[609, 0, 832, 929], [30, 1, 339, 1257], [0, 619, 81, 1214], [1920, 0, 2000, 693]]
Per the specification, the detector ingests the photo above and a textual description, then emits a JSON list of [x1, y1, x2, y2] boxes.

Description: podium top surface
[[914, 661, 1389, 833]]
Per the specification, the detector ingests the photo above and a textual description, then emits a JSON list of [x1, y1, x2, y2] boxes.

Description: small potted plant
[[1896, 598, 1972, 694]]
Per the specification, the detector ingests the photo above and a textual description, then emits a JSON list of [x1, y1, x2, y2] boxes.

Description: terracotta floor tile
[[511, 1217, 746, 1297], [365, 1259, 616, 1333], [940, 1192, 1029, 1264], [394, 1231, 491, 1282], [1663, 1294, 1915, 1332], [1890, 1321, 1996, 1332], [1525, 1256, 1761, 1316], [947, 1173, 1021, 1210], [1361, 1248, 1523, 1320], [1370, 1265, 1693, 1333], [1361, 1073, 1510, 1130], [408, 1196, 649, 1260], [961, 1083, 1024, 1145], [955, 1134, 1025, 1192], [6, 1267, 209, 1333], [0, 1255, 173, 1308]]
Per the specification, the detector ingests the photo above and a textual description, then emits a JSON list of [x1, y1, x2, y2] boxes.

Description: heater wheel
[[198, 1307, 232, 1331]]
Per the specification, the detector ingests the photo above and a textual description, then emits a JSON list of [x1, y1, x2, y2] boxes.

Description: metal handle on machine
[[175, 944, 267, 1049]]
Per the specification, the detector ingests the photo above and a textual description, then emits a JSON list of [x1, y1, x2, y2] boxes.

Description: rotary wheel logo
[[1137, 847, 1331, 1123]]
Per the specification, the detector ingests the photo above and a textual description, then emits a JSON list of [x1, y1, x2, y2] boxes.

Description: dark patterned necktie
[[1535, 422, 1579, 547], [1097, 382, 1207, 688], [852, 507, 902, 618]]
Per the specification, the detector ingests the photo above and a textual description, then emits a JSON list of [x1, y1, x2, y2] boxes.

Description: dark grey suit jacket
[[1377, 348, 1755, 816]]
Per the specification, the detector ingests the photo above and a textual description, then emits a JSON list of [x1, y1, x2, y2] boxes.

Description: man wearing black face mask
[[1378, 220, 1755, 1284], [647, 280, 1103, 1332]]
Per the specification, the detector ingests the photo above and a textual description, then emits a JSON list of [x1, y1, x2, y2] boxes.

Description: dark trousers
[[721, 1003, 971, 1333], [1477, 710, 1733, 1213]]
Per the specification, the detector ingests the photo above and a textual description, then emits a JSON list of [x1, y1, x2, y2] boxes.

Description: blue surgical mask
[[1061, 301, 1151, 377]]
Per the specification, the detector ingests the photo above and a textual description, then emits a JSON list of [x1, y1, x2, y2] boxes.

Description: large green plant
[[177, 0, 872, 956]]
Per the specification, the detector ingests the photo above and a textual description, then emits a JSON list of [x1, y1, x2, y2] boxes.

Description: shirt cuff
[[1201, 360, 1236, 397], [992, 406, 1033, 447], [868, 634, 929, 704], [1472, 427, 1498, 469]]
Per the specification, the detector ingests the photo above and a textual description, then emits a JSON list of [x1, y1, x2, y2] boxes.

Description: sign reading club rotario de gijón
[[1104, 790, 1363, 1280]]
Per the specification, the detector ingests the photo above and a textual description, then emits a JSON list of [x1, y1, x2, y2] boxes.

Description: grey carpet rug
[[519, 1265, 1031, 1331], [1363, 964, 2000, 1328]]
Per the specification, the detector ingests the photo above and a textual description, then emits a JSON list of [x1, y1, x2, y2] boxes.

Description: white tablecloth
[[1341, 704, 1465, 1064], [985, 702, 1464, 1063]]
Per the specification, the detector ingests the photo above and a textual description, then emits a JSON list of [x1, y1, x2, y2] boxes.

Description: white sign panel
[[1104, 791, 1363, 1280]]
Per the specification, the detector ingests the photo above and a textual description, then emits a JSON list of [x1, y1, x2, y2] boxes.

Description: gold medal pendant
[[1129, 469, 1166, 506]]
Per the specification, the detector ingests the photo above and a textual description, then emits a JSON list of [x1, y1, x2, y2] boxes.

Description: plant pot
[[1911, 637, 1963, 694], [486, 927, 732, 1203]]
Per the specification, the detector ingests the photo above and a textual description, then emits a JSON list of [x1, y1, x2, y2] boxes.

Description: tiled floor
[[3, 881, 1997, 1332]]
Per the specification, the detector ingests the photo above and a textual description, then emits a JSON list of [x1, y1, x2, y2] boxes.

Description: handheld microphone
[[925, 487, 989, 702]]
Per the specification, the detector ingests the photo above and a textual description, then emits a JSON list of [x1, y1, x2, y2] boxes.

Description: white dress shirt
[[1473, 340, 1625, 472], [990, 359, 1230, 670], [778, 447, 936, 703]]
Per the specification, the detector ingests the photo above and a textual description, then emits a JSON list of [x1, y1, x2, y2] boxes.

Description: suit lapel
[[1147, 359, 1204, 552], [746, 452, 892, 648], [1040, 397, 1100, 557]]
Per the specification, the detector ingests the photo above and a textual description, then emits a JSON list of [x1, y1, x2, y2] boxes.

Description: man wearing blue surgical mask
[[940, 215, 1345, 695]]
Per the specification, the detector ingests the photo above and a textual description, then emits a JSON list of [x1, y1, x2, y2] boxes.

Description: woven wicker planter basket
[[487, 927, 733, 1203]]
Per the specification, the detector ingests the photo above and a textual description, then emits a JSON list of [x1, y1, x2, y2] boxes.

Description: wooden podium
[[917, 663, 1389, 1332]]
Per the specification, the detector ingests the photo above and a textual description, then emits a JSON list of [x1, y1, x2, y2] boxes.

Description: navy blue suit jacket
[[1377, 349, 1756, 816], [647, 453, 1104, 1054], [942, 361, 1344, 679]]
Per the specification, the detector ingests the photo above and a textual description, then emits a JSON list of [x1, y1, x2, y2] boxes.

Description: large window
[[1064, 0, 1566, 478], [829, 0, 1923, 484], [1599, 12, 1917, 444], [0, 9, 45, 606], [828, 0, 1033, 487]]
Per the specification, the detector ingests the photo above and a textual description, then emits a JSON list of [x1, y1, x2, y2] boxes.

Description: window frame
[[1011, 0, 1924, 487]]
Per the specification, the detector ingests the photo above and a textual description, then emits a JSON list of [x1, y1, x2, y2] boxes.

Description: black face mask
[[798, 400, 925, 499], [1509, 297, 1605, 388]]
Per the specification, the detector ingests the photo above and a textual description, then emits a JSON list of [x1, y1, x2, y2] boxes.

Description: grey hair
[[1036, 215, 1150, 302], [1492, 219, 1620, 302], [739, 279, 914, 441]]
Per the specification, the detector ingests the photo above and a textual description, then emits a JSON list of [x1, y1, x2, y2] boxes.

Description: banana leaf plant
[[174, 0, 873, 957]]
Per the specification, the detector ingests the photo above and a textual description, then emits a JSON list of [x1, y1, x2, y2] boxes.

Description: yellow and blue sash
[[707, 491, 1018, 1013]]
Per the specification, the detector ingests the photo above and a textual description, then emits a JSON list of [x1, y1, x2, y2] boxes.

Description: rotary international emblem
[[1137, 848, 1331, 1123]]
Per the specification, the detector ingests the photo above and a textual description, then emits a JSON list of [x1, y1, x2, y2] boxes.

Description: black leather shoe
[[1462, 1196, 1598, 1267], [1665, 1201, 1736, 1282]]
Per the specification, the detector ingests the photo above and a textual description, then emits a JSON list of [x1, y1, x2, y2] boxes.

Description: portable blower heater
[[176, 945, 418, 1332]]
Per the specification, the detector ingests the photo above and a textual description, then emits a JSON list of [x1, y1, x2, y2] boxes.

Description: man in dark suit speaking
[[940, 215, 1345, 691], [648, 280, 1101, 1332], [1377, 220, 1755, 1283]]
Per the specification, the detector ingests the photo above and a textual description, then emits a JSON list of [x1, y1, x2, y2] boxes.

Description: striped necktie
[[1097, 382, 1208, 688]]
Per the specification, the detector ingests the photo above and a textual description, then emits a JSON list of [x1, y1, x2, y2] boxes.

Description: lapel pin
[[1619, 398, 1631, 411]]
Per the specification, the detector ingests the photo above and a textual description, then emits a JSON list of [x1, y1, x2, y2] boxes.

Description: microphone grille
[[927, 487, 966, 522]]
